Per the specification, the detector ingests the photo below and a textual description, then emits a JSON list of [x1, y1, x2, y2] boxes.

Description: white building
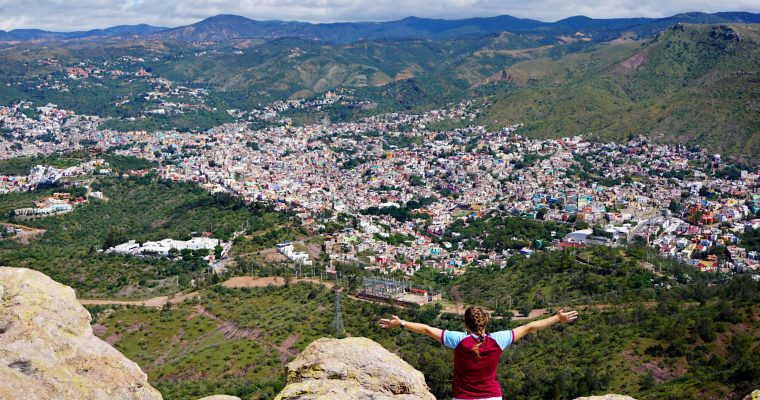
[[109, 237, 221, 256]]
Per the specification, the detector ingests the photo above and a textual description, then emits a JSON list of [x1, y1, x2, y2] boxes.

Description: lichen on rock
[[276, 337, 436, 400], [0, 267, 164, 400]]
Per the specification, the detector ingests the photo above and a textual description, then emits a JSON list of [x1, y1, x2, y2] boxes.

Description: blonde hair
[[464, 306, 490, 357]]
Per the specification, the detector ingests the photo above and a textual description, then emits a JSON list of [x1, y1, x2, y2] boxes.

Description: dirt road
[[79, 290, 200, 307], [1, 222, 46, 245], [78, 276, 334, 307], [79, 276, 667, 322]]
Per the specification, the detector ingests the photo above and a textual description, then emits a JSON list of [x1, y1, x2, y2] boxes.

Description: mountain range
[[0, 24, 167, 41], [0, 13, 758, 159], [2, 12, 760, 43]]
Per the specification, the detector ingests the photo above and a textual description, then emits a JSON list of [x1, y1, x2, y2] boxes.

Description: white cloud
[[0, 0, 758, 31]]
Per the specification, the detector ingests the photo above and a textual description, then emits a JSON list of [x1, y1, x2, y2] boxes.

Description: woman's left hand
[[557, 308, 578, 323], [378, 315, 403, 328]]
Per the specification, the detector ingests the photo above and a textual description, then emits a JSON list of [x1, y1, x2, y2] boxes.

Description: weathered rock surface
[[276, 337, 435, 400], [0, 267, 163, 400], [574, 396, 638, 400]]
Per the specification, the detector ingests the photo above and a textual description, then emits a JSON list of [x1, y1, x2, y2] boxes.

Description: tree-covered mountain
[[0, 18, 758, 158], [480, 23, 760, 160]]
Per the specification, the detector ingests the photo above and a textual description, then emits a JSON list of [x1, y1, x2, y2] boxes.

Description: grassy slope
[[481, 24, 760, 160]]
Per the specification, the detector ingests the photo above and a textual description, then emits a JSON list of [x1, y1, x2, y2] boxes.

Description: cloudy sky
[[1, 0, 759, 31]]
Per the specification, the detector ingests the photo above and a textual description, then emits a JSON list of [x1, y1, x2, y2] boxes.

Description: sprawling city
[[1, 2, 759, 400]]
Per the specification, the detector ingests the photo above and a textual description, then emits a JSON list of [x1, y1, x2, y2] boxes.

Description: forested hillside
[[89, 257, 760, 400], [0, 176, 290, 297]]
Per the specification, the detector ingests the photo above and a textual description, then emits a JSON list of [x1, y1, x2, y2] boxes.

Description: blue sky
[[1, 0, 759, 31]]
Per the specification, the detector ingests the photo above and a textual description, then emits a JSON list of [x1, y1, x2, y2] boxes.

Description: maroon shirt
[[442, 330, 514, 399]]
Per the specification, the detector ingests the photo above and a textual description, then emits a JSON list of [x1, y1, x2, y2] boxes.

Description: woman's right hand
[[378, 315, 403, 329]]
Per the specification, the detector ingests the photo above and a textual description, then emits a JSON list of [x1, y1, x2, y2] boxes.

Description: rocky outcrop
[[574, 396, 637, 400], [0, 267, 163, 400], [0, 267, 242, 400], [276, 337, 435, 400]]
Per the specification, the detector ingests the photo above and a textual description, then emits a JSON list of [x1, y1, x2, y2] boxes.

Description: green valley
[[1, 9, 759, 400], [0, 174, 290, 297], [2, 22, 758, 158]]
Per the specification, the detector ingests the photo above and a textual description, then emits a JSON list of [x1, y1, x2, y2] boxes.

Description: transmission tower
[[332, 291, 344, 338]]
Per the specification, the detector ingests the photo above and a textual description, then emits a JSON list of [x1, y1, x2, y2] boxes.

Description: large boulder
[[744, 390, 760, 400], [276, 337, 435, 400], [0, 267, 163, 400]]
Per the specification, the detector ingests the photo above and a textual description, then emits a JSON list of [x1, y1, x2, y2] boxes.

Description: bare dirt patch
[[105, 323, 144, 345], [222, 276, 334, 289], [394, 68, 416, 80], [474, 45, 554, 58], [305, 243, 322, 259], [1, 223, 46, 245], [91, 324, 107, 337], [615, 46, 652, 75], [622, 350, 682, 383], [278, 334, 300, 365]]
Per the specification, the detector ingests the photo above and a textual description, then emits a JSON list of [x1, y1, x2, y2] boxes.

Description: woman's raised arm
[[512, 308, 578, 343], [379, 315, 444, 344]]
